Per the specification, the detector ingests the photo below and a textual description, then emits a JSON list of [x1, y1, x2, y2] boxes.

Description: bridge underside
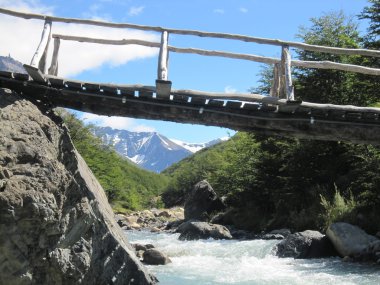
[[0, 72, 379, 145]]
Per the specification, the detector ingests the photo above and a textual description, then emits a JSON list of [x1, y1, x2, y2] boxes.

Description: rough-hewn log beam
[[1, 7, 380, 58], [51, 34, 380, 76]]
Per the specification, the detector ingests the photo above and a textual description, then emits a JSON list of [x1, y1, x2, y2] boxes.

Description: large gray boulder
[[184, 180, 225, 221], [0, 89, 156, 285], [177, 221, 232, 240], [326, 222, 378, 257], [273, 230, 337, 259]]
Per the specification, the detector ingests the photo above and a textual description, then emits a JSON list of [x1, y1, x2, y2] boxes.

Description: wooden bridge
[[0, 8, 380, 145]]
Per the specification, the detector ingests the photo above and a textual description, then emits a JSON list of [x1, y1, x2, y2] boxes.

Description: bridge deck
[[0, 71, 379, 145]]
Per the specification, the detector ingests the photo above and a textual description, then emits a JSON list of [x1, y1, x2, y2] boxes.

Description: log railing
[[1, 7, 380, 101]]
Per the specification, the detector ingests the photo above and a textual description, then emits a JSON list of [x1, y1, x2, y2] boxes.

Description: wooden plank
[[0, 71, 13, 78], [48, 77, 65, 88], [100, 85, 117, 95], [190, 97, 206, 105], [259, 104, 278, 112], [13, 73, 29, 81], [172, 94, 190, 103], [294, 106, 311, 115], [278, 105, 299, 113], [345, 112, 362, 120], [225, 101, 242, 109], [119, 87, 135, 97], [361, 112, 379, 121], [2, 8, 380, 58], [65, 80, 82, 90], [311, 109, 329, 118], [23, 64, 46, 83], [83, 83, 100, 91], [30, 19, 52, 73], [208, 99, 224, 108], [242, 103, 260, 111], [139, 90, 153, 99]]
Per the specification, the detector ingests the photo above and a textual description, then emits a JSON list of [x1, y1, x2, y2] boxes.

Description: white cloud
[[239, 7, 248, 13], [213, 9, 225, 14], [128, 6, 144, 16], [0, 1, 159, 77], [80, 112, 155, 132], [0, 0, 53, 14], [131, 124, 156, 132], [224, 86, 238, 94]]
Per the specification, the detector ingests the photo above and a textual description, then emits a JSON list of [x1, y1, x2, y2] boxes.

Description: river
[[126, 230, 380, 285]]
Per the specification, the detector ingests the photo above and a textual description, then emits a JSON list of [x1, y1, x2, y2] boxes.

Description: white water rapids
[[126, 230, 380, 285]]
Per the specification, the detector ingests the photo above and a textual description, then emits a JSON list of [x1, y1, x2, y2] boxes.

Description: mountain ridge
[[93, 126, 226, 172]]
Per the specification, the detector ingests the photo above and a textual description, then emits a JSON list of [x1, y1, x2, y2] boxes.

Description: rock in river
[[143, 249, 172, 265], [0, 88, 156, 285], [273, 230, 337, 259], [327, 222, 378, 257], [184, 180, 226, 221], [177, 221, 232, 240]]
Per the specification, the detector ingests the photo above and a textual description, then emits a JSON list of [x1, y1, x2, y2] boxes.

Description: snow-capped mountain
[[93, 127, 191, 172], [93, 127, 227, 173], [171, 137, 229, 153]]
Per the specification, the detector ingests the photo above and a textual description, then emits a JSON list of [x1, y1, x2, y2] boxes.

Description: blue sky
[[0, 0, 371, 142]]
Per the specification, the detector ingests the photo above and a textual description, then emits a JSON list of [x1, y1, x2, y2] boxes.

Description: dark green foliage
[[162, 7, 380, 233], [61, 112, 169, 212]]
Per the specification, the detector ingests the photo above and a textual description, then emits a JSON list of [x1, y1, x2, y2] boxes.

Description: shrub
[[319, 186, 357, 230]]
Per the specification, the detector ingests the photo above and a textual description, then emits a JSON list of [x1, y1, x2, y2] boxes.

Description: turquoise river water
[[126, 230, 380, 285]]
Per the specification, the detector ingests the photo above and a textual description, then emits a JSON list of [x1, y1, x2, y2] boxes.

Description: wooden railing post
[[270, 63, 281, 97], [281, 45, 295, 101], [156, 31, 172, 98], [48, 37, 60, 76], [30, 18, 52, 73]]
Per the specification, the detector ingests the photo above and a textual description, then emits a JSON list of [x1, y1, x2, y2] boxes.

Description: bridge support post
[[281, 45, 295, 101], [30, 19, 52, 74], [156, 31, 172, 99]]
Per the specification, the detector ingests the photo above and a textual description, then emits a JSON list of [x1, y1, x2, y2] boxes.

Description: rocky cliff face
[[0, 88, 156, 285]]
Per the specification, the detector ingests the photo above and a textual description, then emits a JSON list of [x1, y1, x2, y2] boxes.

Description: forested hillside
[[162, 2, 380, 234], [61, 112, 169, 212]]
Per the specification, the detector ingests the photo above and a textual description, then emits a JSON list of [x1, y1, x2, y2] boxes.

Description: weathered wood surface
[[30, 19, 52, 73], [1, 7, 380, 58], [157, 31, 169, 81], [51, 34, 380, 76], [48, 37, 60, 76], [282, 46, 294, 101], [270, 63, 281, 97], [1, 73, 380, 146]]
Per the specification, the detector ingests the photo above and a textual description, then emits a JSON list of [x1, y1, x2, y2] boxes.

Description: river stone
[[177, 221, 233, 240], [143, 249, 172, 265], [0, 89, 156, 285], [184, 180, 226, 221], [273, 230, 337, 259], [326, 222, 378, 257]]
